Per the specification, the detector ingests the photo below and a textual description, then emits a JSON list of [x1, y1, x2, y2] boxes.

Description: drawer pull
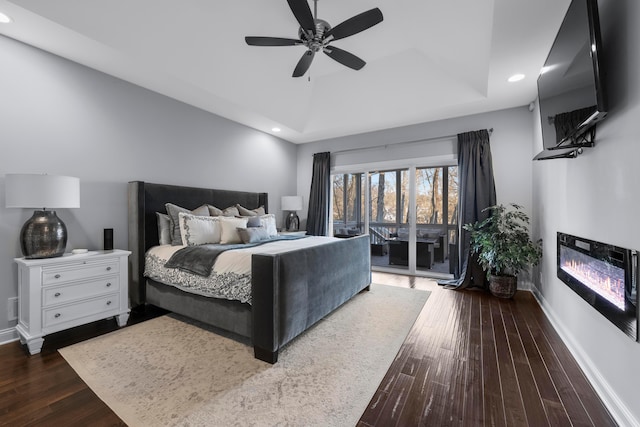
[[54, 313, 61, 318], [106, 282, 112, 287], [54, 274, 61, 279], [106, 266, 112, 271], [106, 301, 112, 306], [54, 292, 61, 297]]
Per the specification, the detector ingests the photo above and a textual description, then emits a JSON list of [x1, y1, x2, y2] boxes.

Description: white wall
[[531, 0, 640, 425], [0, 35, 298, 334], [296, 106, 535, 247]]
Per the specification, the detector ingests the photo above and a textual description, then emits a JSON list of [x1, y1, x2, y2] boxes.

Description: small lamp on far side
[[281, 196, 303, 231], [5, 174, 80, 258]]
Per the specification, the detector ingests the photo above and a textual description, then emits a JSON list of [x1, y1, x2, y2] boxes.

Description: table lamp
[[5, 174, 80, 258], [281, 196, 303, 231]]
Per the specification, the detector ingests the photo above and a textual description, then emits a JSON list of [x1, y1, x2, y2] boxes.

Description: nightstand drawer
[[43, 277, 120, 307], [42, 260, 119, 285], [43, 294, 120, 329]]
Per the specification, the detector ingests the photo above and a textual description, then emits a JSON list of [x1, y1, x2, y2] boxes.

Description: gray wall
[[0, 35, 298, 334], [531, 0, 640, 424]]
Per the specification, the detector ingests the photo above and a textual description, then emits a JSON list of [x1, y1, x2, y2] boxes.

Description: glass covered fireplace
[[557, 232, 638, 341]]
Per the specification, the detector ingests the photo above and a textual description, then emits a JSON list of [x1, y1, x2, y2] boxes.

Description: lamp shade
[[5, 174, 80, 209], [281, 196, 303, 211]]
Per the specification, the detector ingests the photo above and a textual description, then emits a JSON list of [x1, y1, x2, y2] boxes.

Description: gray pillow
[[246, 216, 262, 227], [156, 212, 171, 245], [237, 204, 266, 216], [207, 204, 223, 216], [222, 206, 240, 217], [237, 227, 270, 243], [165, 203, 209, 245]]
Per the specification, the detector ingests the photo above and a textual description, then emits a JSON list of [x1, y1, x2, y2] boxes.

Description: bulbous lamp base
[[20, 210, 67, 259], [285, 211, 299, 231]]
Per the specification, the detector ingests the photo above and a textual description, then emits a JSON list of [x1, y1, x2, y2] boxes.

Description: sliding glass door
[[332, 173, 365, 237], [332, 164, 458, 277], [370, 169, 409, 273], [414, 166, 458, 275]]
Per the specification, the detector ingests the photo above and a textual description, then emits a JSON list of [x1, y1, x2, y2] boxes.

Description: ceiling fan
[[245, 0, 383, 77]]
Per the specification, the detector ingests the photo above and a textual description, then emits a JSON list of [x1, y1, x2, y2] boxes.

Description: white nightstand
[[14, 249, 131, 355]]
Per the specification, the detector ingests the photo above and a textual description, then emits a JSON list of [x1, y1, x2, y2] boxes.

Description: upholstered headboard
[[127, 181, 268, 307]]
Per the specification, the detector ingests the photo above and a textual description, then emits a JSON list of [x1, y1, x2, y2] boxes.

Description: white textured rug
[[60, 284, 429, 427]]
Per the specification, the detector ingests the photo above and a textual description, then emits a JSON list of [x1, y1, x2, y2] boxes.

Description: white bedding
[[144, 236, 338, 304]]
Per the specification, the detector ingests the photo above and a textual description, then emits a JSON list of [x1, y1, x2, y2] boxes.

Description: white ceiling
[[0, 0, 570, 143]]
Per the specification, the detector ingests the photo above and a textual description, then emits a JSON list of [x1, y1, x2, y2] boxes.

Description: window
[[332, 173, 364, 235], [415, 166, 458, 226]]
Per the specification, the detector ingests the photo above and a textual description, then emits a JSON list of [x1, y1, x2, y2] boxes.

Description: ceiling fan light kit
[[245, 0, 383, 77]]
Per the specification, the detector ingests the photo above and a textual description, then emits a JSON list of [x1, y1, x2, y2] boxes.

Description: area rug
[[59, 284, 429, 427]]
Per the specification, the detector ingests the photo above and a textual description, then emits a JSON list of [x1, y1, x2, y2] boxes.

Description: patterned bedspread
[[144, 236, 337, 304]]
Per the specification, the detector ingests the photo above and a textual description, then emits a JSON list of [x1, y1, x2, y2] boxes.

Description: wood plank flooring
[[0, 273, 615, 426], [359, 272, 616, 427]]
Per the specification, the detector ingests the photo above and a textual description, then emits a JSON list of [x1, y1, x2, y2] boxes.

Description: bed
[[128, 181, 371, 363]]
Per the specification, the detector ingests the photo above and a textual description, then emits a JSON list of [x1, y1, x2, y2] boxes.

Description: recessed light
[[272, 127, 281, 132], [508, 74, 525, 83], [0, 12, 12, 23]]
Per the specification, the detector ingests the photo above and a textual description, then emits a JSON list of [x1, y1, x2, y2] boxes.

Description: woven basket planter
[[489, 275, 517, 299]]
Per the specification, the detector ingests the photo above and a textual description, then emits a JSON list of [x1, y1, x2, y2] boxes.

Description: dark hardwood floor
[[0, 273, 615, 426], [359, 272, 616, 427]]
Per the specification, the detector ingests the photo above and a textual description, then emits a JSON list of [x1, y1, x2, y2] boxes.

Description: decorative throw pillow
[[156, 212, 172, 245], [237, 226, 271, 244], [207, 204, 224, 216], [256, 214, 278, 237], [222, 206, 240, 217], [246, 216, 262, 228], [236, 204, 266, 217], [178, 212, 221, 246], [165, 203, 209, 245], [218, 216, 248, 244]]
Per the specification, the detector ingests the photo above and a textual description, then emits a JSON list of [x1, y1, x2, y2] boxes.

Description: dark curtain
[[554, 105, 596, 143], [442, 129, 496, 290], [306, 152, 331, 236]]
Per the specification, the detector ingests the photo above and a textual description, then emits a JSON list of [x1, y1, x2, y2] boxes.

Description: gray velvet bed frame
[[128, 181, 371, 363]]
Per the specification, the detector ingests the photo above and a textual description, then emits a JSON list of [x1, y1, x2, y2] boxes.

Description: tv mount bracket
[[555, 126, 596, 152], [572, 127, 596, 147]]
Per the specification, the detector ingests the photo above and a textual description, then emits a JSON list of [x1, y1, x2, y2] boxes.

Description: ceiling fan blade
[[326, 8, 383, 41], [293, 50, 315, 77], [323, 46, 366, 70], [245, 36, 302, 46], [287, 0, 316, 36]]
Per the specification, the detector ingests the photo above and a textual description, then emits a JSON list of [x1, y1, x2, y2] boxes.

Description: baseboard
[[530, 288, 639, 427], [0, 327, 19, 346]]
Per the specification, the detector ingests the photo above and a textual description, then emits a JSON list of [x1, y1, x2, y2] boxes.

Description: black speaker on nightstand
[[104, 228, 113, 251]]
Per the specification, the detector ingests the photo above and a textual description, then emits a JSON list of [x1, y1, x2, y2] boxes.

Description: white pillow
[[218, 216, 248, 244], [178, 212, 221, 246], [256, 214, 278, 237]]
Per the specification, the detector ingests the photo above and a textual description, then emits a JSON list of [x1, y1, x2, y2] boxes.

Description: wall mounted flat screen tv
[[537, 0, 607, 151]]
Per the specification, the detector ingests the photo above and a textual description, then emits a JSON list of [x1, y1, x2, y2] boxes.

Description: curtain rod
[[329, 128, 493, 156]]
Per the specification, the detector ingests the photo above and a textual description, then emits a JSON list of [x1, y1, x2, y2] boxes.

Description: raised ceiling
[[0, 0, 570, 143]]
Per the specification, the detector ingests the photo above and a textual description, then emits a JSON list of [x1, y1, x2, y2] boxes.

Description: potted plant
[[462, 203, 542, 298]]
